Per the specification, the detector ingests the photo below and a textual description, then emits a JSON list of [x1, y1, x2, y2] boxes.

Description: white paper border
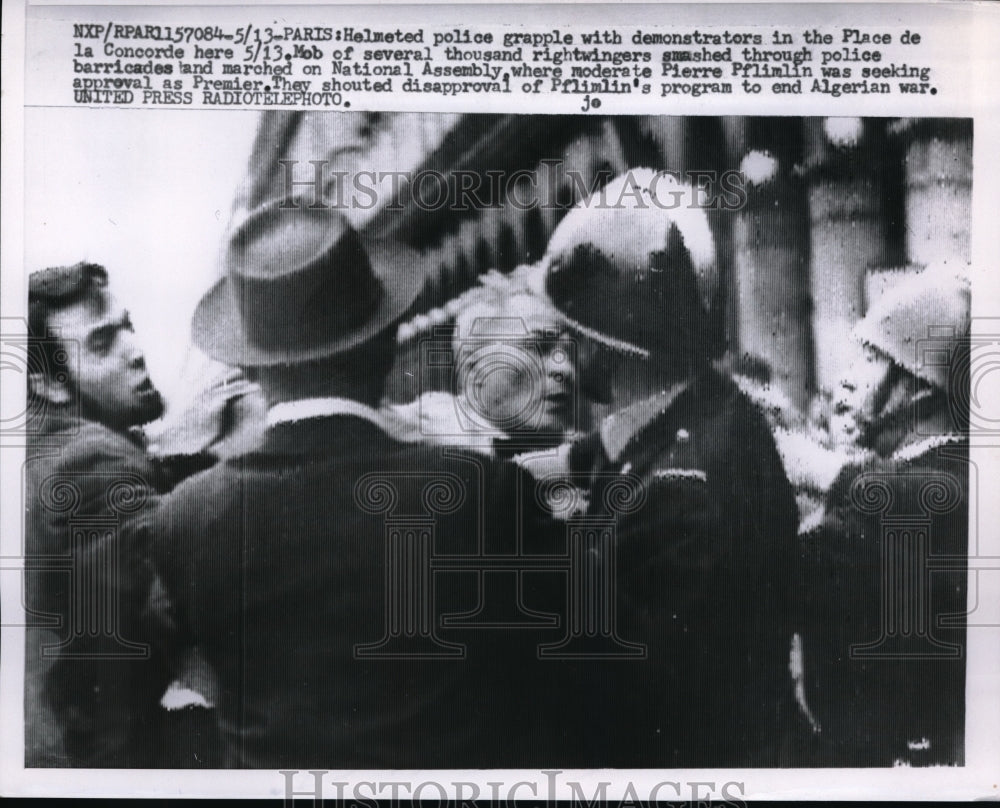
[[2, 0, 998, 800]]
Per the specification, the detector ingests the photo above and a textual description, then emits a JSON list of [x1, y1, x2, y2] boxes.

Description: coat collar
[[864, 393, 960, 458], [267, 396, 390, 432], [259, 405, 395, 458], [890, 432, 965, 463], [599, 381, 691, 464], [29, 403, 80, 437], [29, 404, 147, 448]]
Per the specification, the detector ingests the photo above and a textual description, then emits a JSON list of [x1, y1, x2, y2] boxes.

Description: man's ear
[[28, 371, 73, 406]]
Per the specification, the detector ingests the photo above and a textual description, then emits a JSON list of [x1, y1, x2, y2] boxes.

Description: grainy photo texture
[[21, 111, 974, 771]]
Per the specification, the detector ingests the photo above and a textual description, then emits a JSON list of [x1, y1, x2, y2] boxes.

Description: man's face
[[831, 345, 900, 447], [47, 292, 164, 428], [458, 301, 578, 436]]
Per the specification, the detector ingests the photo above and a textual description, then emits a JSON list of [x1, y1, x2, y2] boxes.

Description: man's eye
[[88, 330, 115, 354]]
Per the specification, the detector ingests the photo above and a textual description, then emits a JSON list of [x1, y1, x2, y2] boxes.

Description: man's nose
[[122, 335, 146, 368], [834, 376, 863, 410], [544, 349, 574, 382]]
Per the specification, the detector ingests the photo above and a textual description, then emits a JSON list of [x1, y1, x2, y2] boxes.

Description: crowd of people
[[25, 169, 970, 769]]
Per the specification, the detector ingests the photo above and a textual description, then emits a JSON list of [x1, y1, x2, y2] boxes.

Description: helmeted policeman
[[803, 266, 971, 766], [539, 169, 802, 767]]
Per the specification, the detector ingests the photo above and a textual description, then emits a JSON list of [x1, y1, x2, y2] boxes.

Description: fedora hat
[[193, 200, 427, 367]]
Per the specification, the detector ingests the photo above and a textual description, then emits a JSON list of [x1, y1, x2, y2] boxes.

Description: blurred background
[[25, 111, 972, 417]]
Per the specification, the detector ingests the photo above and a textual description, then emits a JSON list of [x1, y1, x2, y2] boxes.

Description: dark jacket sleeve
[[734, 398, 802, 637], [43, 425, 165, 639], [26, 423, 174, 768], [148, 468, 226, 641], [801, 442, 968, 765]]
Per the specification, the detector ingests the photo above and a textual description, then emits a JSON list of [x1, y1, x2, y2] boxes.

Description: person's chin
[[539, 400, 573, 434], [134, 392, 166, 425]]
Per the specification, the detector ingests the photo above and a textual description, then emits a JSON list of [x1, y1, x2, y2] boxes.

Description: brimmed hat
[[193, 201, 426, 367], [542, 168, 717, 359]]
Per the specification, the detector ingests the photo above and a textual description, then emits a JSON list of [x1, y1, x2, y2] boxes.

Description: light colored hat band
[[557, 310, 651, 359]]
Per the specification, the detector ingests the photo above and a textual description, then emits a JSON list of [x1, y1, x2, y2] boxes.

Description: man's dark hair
[[28, 262, 108, 380]]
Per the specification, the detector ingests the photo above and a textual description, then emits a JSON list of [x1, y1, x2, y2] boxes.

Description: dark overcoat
[[25, 407, 172, 767], [153, 412, 557, 768], [551, 368, 802, 768], [802, 403, 968, 766]]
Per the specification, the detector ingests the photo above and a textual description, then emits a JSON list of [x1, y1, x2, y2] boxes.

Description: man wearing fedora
[[540, 170, 802, 767], [152, 201, 550, 768]]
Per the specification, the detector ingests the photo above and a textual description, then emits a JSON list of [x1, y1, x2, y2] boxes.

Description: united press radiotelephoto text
[[67, 24, 936, 110]]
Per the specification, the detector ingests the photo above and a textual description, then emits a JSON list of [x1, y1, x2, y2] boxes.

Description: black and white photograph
[[15, 107, 977, 765], [2, 1, 999, 802]]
